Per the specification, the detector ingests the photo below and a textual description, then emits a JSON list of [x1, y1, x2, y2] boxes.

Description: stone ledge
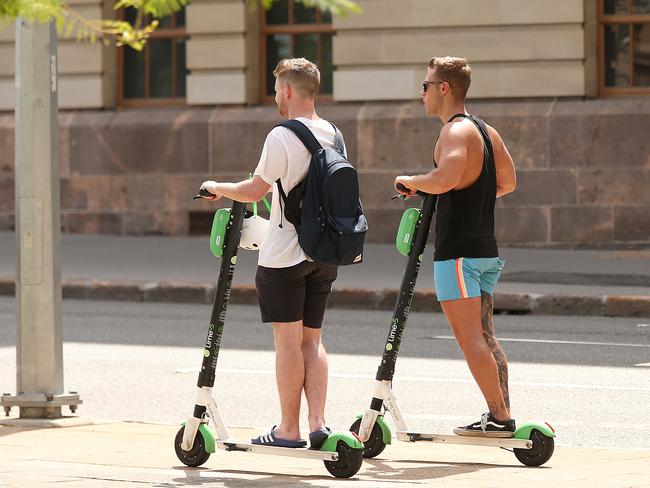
[[1, 277, 648, 318]]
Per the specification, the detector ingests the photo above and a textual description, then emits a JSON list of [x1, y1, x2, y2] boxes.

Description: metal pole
[[0, 19, 80, 418]]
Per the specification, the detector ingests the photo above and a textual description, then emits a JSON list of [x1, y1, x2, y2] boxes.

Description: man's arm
[[200, 175, 271, 202], [395, 125, 468, 195], [489, 128, 517, 198]]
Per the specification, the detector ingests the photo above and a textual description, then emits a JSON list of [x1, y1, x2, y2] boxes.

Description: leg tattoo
[[481, 291, 510, 412]]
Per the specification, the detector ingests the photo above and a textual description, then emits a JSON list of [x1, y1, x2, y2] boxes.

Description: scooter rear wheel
[[323, 441, 364, 478], [350, 418, 387, 458], [174, 426, 211, 467], [513, 429, 554, 466]]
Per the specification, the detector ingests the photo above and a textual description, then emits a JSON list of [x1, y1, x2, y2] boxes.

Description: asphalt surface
[[1, 298, 648, 450]]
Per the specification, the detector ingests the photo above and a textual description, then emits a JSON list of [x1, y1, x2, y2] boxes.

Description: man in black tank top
[[394, 57, 518, 438]]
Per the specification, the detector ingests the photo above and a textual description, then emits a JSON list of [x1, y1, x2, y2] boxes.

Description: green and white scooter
[[350, 185, 555, 467], [174, 189, 364, 478]]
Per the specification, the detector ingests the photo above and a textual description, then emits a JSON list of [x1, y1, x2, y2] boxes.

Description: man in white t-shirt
[[199, 58, 344, 449]]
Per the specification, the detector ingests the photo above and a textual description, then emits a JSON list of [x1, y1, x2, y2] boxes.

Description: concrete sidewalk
[[1, 232, 649, 317], [0, 419, 648, 488]]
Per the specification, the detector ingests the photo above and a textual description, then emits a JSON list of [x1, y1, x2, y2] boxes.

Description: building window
[[598, 0, 650, 95], [260, 0, 334, 100], [117, 8, 189, 107]]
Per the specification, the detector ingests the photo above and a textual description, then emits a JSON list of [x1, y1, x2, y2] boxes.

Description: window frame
[[597, 0, 650, 96], [259, 1, 335, 104], [116, 11, 189, 108]]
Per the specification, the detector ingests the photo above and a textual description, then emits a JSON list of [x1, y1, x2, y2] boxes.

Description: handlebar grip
[[193, 187, 215, 200], [395, 183, 428, 198]]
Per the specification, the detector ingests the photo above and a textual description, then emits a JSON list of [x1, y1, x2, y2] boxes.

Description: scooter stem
[[376, 194, 437, 382], [197, 201, 247, 388]]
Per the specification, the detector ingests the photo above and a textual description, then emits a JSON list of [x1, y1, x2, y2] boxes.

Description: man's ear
[[284, 83, 292, 99]]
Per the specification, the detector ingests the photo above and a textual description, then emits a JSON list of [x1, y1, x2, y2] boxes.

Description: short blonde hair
[[428, 56, 472, 100], [273, 58, 321, 98]]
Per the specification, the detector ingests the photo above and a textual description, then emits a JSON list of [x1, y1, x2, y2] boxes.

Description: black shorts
[[255, 261, 338, 329]]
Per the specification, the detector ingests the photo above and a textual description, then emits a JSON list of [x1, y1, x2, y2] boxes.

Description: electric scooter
[[350, 184, 556, 467], [174, 189, 365, 478]]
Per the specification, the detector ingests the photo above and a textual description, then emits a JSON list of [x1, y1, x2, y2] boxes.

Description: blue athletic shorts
[[433, 257, 505, 302]]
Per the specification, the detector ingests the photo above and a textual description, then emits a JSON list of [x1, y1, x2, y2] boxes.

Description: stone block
[[187, 71, 246, 105], [334, 0, 583, 29], [82, 280, 144, 302], [533, 294, 606, 316], [210, 106, 279, 172], [63, 212, 122, 234], [187, 0, 245, 35], [187, 36, 245, 70], [143, 281, 212, 303], [66, 110, 212, 175], [614, 207, 650, 242], [551, 207, 614, 244], [470, 60, 585, 98], [577, 169, 650, 206], [355, 102, 438, 170], [334, 25, 583, 66], [334, 67, 422, 102], [499, 170, 576, 207], [59, 75, 103, 109], [549, 111, 650, 169], [493, 293, 533, 313], [58, 41, 103, 74], [606, 295, 650, 318], [474, 112, 549, 169], [495, 207, 549, 244], [61, 176, 128, 212]]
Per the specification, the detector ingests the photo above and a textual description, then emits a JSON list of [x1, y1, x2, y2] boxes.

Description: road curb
[[1, 277, 648, 317]]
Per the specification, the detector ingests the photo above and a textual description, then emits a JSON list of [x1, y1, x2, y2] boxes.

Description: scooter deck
[[396, 432, 533, 449], [217, 441, 339, 461]]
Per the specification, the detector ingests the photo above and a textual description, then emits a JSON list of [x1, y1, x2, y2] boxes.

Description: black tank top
[[433, 113, 499, 261]]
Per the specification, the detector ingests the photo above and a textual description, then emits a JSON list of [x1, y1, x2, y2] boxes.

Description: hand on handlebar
[[394, 176, 417, 199], [193, 181, 221, 200]]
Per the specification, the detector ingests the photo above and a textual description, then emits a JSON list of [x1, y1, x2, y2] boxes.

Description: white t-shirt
[[254, 117, 346, 268]]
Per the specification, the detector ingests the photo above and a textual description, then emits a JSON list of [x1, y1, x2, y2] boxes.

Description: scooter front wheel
[[323, 441, 364, 478], [513, 429, 554, 466], [174, 426, 211, 467], [350, 418, 386, 458]]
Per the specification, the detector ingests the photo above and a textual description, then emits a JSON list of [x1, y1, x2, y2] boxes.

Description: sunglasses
[[422, 80, 445, 93]]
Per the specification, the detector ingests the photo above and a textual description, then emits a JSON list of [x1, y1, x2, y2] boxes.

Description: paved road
[[1, 298, 649, 450]]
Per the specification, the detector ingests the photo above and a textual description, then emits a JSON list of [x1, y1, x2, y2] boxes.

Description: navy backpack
[[275, 119, 367, 266]]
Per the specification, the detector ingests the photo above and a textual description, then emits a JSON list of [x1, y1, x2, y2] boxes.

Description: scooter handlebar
[[392, 183, 430, 200], [192, 187, 215, 200]]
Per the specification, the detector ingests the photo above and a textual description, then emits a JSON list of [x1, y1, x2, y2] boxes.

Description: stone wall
[[1, 97, 649, 246], [332, 0, 588, 101]]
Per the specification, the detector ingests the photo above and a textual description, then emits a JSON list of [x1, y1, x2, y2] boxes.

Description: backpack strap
[[276, 119, 322, 155], [329, 122, 346, 156]]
